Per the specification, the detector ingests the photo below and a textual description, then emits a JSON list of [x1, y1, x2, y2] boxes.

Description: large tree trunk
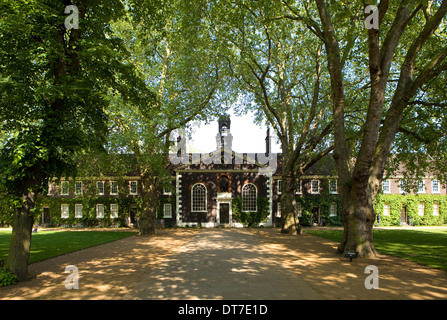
[[280, 173, 301, 235], [139, 174, 159, 235], [7, 189, 38, 281], [337, 182, 378, 257]]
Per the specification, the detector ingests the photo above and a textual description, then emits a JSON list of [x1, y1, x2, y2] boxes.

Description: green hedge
[[375, 194, 447, 226]]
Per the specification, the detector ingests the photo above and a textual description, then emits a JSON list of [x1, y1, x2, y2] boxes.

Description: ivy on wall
[[375, 194, 447, 226], [296, 195, 342, 227], [232, 197, 270, 227], [21, 195, 143, 228], [156, 197, 176, 227]]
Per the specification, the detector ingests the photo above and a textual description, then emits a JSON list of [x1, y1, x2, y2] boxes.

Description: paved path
[[126, 228, 324, 300]]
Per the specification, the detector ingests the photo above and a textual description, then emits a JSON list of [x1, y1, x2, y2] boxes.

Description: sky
[[186, 108, 281, 154]]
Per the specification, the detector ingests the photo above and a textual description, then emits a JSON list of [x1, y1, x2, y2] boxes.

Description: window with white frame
[[276, 203, 281, 217], [75, 204, 83, 218], [61, 204, 69, 218], [382, 179, 390, 194], [433, 202, 439, 216], [418, 202, 425, 216], [418, 180, 425, 193], [191, 183, 207, 212], [383, 203, 390, 216], [296, 180, 302, 194], [110, 181, 118, 195], [163, 186, 172, 195], [432, 180, 440, 194], [129, 181, 138, 195], [75, 181, 82, 195], [399, 180, 407, 194], [297, 202, 302, 217], [311, 180, 320, 194], [242, 183, 257, 212], [96, 204, 104, 218], [110, 204, 118, 218], [163, 203, 172, 218], [61, 181, 69, 195], [278, 180, 282, 194], [330, 202, 337, 217], [329, 180, 337, 194], [97, 181, 104, 195]]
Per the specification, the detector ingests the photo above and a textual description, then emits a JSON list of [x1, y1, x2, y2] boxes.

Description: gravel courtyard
[[1, 228, 446, 300]]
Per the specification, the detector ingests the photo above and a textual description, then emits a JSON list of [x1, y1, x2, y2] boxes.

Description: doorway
[[42, 207, 51, 226], [400, 205, 408, 226], [311, 206, 321, 226], [129, 206, 138, 227], [220, 203, 230, 224]]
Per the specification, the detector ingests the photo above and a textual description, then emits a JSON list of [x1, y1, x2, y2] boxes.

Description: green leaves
[[0, 0, 154, 196]]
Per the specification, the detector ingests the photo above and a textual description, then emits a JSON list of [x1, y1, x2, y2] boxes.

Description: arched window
[[242, 183, 257, 212], [191, 183, 207, 212]]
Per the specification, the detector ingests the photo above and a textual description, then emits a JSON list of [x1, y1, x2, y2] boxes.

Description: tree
[[102, 0, 230, 235], [205, 0, 334, 233], [0, 0, 152, 280], [283, 0, 447, 256]]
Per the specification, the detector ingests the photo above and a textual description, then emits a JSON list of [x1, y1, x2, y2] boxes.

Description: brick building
[[42, 117, 447, 228]]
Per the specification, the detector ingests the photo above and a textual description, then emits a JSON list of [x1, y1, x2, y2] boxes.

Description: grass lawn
[[0, 229, 137, 264], [305, 227, 447, 271]]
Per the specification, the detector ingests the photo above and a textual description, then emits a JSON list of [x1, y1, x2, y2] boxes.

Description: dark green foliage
[[0, 267, 19, 287], [232, 197, 270, 227]]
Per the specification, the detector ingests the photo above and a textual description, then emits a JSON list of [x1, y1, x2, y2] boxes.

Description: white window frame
[[433, 202, 439, 216], [61, 181, 69, 195], [418, 180, 426, 194], [242, 183, 258, 212], [163, 203, 172, 218], [382, 179, 391, 194], [110, 204, 119, 219], [61, 204, 69, 218], [432, 180, 440, 194], [399, 180, 406, 194], [96, 204, 104, 218], [329, 180, 338, 194], [383, 203, 390, 216], [75, 204, 83, 218], [276, 203, 281, 218], [163, 186, 172, 195], [75, 181, 82, 195], [129, 180, 138, 195], [296, 180, 302, 194], [278, 180, 282, 194], [330, 202, 337, 217], [97, 181, 105, 195], [110, 181, 118, 195], [418, 202, 425, 216], [191, 183, 207, 212], [297, 202, 302, 217], [311, 180, 320, 194]]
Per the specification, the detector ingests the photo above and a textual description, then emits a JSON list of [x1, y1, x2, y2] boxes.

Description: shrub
[[0, 267, 19, 287]]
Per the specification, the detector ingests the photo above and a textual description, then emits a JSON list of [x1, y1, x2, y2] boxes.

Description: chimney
[[177, 135, 186, 157], [265, 128, 271, 156]]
